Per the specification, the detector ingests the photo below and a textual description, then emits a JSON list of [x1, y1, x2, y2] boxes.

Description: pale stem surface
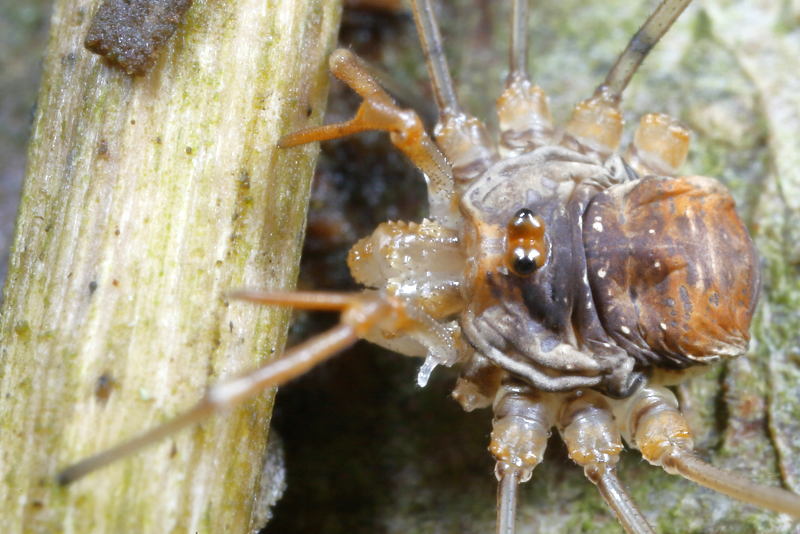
[[0, 1, 341, 533]]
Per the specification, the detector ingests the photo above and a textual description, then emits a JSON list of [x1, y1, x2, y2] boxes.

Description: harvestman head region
[[58, 1, 800, 533]]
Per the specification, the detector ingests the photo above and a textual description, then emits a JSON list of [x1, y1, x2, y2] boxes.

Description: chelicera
[[60, 1, 800, 532]]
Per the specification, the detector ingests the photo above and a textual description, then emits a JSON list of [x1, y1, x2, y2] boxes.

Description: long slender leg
[[411, 0, 498, 189], [625, 113, 690, 176], [57, 291, 406, 485], [490, 381, 556, 534], [497, 466, 521, 534], [409, 0, 459, 117], [279, 49, 458, 227], [600, 0, 693, 101], [559, 391, 656, 534], [497, 0, 554, 156], [564, 0, 693, 159], [615, 386, 800, 518]]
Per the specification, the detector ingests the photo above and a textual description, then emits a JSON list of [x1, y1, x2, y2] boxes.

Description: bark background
[[1, 1, 799, 534]]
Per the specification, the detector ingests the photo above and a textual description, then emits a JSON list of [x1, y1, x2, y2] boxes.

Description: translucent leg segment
[[451, 354, 504, 412], [434, 113, 499, 189], [564, 0, 693, 159], [57, 291, 403, 485], [563, 93, 624, 159], [497, 75, 554, 157], [490, 382, 556, 534], [616, 385, 800, 518], [559, 391, 656, 534], [411, 0, 498, 189], [497, 0, 554, 156], [625, 113, 690, 176]]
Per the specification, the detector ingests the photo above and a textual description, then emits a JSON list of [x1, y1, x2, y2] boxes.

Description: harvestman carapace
[[60, 1, 800, 532]]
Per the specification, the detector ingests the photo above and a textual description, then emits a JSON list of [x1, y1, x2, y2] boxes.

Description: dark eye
[[505, 208, 547, 277], [510, 247, 540, 275]]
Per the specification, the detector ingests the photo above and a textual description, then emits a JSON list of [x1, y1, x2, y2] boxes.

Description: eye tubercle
[[506, 208, 547, 276]]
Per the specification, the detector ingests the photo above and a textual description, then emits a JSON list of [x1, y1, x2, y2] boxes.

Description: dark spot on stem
[[95, 372, 116, 402], [84, 0, 195, 75]]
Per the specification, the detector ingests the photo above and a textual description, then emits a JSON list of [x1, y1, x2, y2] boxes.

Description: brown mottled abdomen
[[583, 175, 759, 368]]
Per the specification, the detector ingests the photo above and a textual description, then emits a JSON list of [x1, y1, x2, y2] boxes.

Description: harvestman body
[[60, 1, 800, 532]]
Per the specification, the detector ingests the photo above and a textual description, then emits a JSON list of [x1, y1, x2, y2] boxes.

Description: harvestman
[[60, 1, 800, 532]]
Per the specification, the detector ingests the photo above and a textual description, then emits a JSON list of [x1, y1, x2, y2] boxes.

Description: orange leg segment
[[57, 290, 409, 485], [279, 49, 458, 226]]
